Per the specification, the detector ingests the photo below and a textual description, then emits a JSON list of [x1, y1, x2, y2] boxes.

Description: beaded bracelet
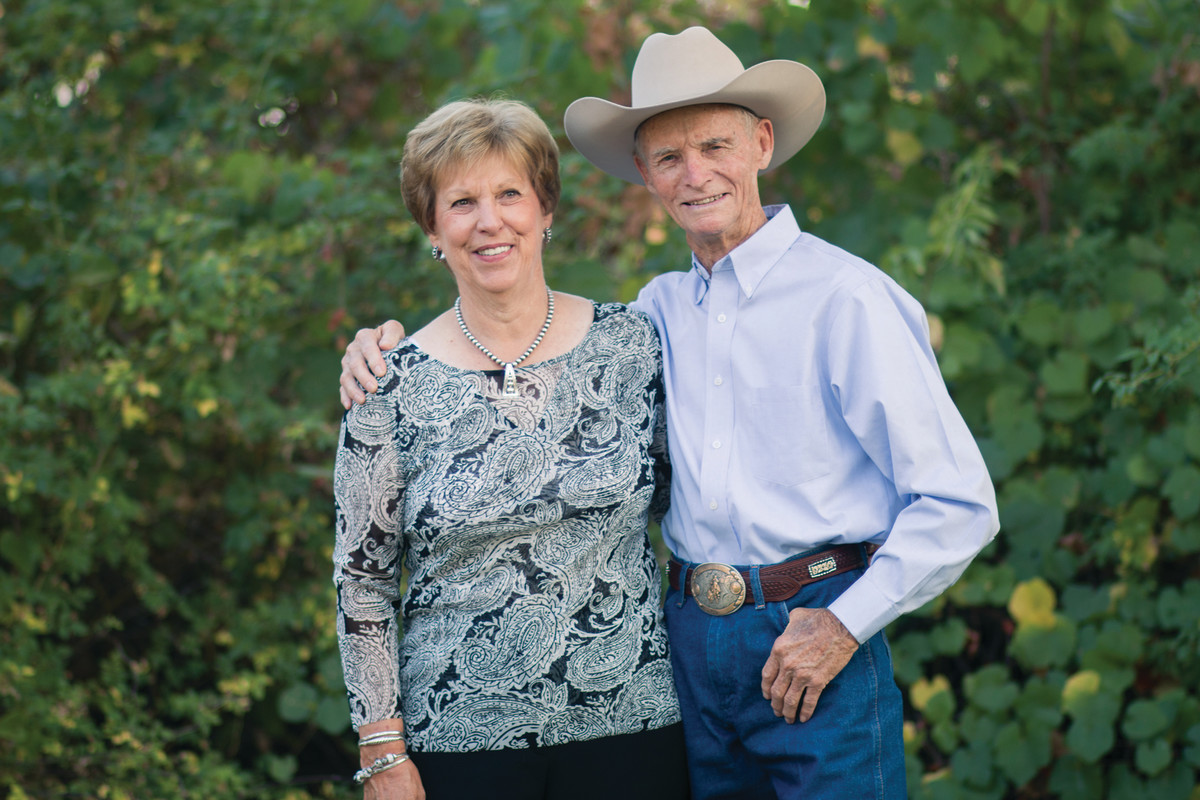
[[353, 752, 410, 784]]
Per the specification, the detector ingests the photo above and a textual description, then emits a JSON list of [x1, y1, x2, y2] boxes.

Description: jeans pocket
[[747, 385, 832, 486]]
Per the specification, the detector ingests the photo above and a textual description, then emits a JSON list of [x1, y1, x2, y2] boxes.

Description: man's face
[[634, 104, 774, 267]]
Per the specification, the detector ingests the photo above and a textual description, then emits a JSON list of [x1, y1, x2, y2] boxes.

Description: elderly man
[[340, 26, 999, 800]]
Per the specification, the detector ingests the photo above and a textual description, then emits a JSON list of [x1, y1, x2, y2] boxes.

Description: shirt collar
[[688, 204, 801, 305]]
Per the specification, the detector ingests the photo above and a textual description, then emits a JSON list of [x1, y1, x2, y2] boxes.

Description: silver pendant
[[502, 364, 518, 397]]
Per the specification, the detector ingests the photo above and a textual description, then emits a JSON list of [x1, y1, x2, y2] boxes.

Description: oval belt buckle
[[690, 562, 746, 616]]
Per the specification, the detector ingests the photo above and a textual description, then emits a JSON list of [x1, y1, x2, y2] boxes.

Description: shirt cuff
[[827, 570, 901, 644]]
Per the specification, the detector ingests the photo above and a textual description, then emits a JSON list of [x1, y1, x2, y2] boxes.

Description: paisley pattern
[[333, 303, 678, 752]]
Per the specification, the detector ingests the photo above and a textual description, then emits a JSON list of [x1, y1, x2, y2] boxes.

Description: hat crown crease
[[631, 41, 745, 108]]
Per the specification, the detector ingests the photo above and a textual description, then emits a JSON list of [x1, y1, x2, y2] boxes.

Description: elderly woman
[[333, 98, 686, 800]]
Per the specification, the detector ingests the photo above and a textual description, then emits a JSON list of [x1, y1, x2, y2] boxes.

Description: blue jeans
[[664, 559, 906, 800]]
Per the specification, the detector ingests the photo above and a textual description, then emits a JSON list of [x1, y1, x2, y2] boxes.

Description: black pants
[[414, 722, 689, 800]]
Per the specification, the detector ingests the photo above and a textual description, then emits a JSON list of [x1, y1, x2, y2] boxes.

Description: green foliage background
[[2, 0, 1199, 797]]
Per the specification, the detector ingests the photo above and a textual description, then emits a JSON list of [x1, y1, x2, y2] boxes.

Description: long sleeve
[[823, 278, 1000, 642], [640, 205, 998, 644], [333, 386, 407, 729]]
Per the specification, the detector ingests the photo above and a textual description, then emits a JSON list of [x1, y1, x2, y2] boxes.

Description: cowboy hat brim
[[564, 59, 825, 185]]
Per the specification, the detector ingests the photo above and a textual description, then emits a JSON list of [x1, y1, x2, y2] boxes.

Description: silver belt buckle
[[690, 562, 746, 616]]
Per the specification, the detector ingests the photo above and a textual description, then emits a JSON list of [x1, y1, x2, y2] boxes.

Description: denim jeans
[[663, 560, 907, 800]]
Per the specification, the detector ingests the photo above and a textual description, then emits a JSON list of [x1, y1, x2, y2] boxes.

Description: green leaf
[[262, 753, 297, 784], [1184, 724, 1200, 767], [1066, 714, 1116, 763], [994, 720, 1051, 785], [1169, 520, 1200, 554], [1061, 583, 1112, 623], [1122, 699, 1171, 741], [1016, 300, 1062, 346], [1163, 464, 1200, 519], [1016, 676, 1064, 728], [1010, 614, 1077, 669], [277, 682, 319, 724], [1183, 408, 1200, 460], [315, 695, 350, 735], [930, 719, 959, 753], [1134, 738, 1172, 776], [964, 664, 1019, 714], [1040, 350, 1092, 396], [1048, 754, 1105, 799], [928, 618, 969, 656], [1165, 588, 1200, 642], [1071, 305, 1115, 345], [949, 742, 996, 790]]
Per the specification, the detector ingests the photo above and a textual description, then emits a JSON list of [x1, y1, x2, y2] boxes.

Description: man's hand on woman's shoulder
[[340, 320, 407, 409]]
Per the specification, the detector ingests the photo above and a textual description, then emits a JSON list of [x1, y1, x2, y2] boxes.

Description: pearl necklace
[[455, 287, 554, 397]]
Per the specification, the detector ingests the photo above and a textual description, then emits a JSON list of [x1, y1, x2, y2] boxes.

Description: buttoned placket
[[699, 261, 738, 526]]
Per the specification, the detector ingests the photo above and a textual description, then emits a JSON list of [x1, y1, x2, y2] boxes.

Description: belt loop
[[675, 565, 688, 608], [749, 566, 766, 610]]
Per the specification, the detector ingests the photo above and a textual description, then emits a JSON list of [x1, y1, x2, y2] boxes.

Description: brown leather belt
[[668, 544, 867, 615]]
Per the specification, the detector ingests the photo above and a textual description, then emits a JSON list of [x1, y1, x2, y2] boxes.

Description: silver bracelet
[[353, 751, 410, 784], [358, 731, 406, 747]]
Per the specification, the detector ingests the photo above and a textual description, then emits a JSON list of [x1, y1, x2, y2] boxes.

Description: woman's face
[[429, 153, 552, 298]]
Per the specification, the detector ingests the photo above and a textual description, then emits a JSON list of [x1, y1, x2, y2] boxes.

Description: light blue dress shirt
[[632, 204, 1000, 643]]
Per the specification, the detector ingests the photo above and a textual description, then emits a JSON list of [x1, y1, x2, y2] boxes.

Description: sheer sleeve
[[332, 385, 407, 730]]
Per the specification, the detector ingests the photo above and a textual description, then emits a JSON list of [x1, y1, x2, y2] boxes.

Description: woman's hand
[[357, 719, 425, 800], [361, 756, 424, 800]]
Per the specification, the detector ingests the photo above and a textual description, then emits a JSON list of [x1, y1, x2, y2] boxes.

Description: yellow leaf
[[195, 398, 219, 418], [122, 396, 149, 429], [856, 33, 889, 61], [136, 379, 161, 398], [5, 469, 24, 503], [1062, 669, 1102, 713], [1008, 577, 1057, 626], [910, 674, 952, 711], [13, 603, 46, 633], [91, 476, 111, 504], [886, 129, 924, 168]]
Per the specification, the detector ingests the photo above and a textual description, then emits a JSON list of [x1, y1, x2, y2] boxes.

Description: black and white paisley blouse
[[333, 302, 679, 752]]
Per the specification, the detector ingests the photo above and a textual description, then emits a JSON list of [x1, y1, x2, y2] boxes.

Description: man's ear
[[755, 117, 775, 171]]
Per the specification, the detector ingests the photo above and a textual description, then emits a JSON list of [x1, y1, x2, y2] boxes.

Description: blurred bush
[[1, 0, 1197, 797]]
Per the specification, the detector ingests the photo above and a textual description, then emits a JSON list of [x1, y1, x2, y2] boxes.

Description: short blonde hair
[[400, 98, 561, 234]]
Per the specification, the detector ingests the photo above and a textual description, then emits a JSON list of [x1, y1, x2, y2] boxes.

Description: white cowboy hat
[[564, 26, 826, 185]]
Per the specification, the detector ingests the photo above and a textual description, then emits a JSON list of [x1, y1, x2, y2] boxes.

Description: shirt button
[[712, 440, 721, 449], [709, 500, 718, 510], [714, 375, 724, 386], [717, 313, 727, 323]]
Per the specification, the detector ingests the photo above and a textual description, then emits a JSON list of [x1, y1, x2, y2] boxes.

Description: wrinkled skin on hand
[[340, 320, 406, 409], [760, 607, 860, 723]]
